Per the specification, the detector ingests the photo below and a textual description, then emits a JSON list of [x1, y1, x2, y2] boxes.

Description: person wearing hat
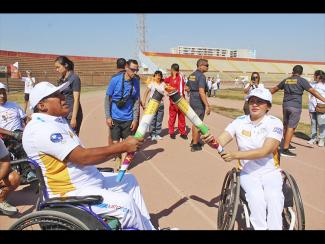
[[202, 87, 284, 230], [22, 81, 155, 230]]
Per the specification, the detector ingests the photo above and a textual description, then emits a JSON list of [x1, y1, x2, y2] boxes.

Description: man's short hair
[[116, 58, 126, 69], [171, 63, 179, 72], [126, 59, 138, 66], [197, 59, 208, 67], [292, 65, 303, 75]]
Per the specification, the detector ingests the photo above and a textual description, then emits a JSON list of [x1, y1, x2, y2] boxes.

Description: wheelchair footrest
[[43, 195, 103, 207]]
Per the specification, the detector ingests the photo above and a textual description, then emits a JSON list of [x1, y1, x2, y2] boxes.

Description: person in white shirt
[[20, 70, 36, 113], [314, 72, 325, 147], [142, 71, 166, 141], [307, 70, 324, 145], [243, 72, 264, 115], [203, 87, 284, 230], [23, 81, 156, 230], [207, 77, 212, 97], [0, 82, 26, 133]]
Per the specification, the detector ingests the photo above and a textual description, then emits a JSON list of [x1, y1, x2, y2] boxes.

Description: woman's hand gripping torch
[[116, 89, 164, 182]]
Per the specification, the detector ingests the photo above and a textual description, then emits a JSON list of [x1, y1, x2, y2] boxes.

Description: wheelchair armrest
[[97, 167, 114, 173], [10, 158, 30, 166], [42, 195, 104, 207]]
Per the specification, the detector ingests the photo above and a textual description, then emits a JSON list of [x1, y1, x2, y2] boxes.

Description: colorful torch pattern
[[116, 89, 164, 182], [168, 90, 224, 154]]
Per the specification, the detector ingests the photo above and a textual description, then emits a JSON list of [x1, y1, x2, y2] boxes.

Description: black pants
[[67, 107, 83, 136]]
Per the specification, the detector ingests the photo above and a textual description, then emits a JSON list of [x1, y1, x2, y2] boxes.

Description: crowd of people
[[0, 56, 324, 230]]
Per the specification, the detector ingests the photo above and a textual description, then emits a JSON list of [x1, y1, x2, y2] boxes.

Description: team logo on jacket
[[50, 133, 63, 143]]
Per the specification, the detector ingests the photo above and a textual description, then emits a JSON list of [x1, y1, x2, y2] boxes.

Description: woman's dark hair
[[171, 63, 179, 72], [251, 72, 260, 84], [314, 70, 324, 77], [55, 56, 74, 71], [153, 70, 163, 78]]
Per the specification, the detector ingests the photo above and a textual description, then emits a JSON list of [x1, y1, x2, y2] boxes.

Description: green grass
[[215, 88, 309, 109], [211, 105, 311, 136]]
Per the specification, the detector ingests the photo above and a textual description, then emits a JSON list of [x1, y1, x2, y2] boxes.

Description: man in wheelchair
[[0, 83, 36, 184], [0, 138, 20, 216], [203, 87, 284, 230], [22, 81, 156, 230]]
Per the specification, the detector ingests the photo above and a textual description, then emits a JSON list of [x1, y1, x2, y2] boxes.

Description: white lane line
[[303, 202, 325, 215], [139, 151, 217, 229]]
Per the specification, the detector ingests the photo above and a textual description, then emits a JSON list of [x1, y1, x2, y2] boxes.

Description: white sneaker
[[0, 201, 18, 216], [155, 135, 163, 140], [307, 138, 318, 145], [151, 135, 157, 141], [318, 139, 324, 147]]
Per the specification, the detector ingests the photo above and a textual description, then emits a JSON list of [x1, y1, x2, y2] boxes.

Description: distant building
[[171, 46, 256, 59]]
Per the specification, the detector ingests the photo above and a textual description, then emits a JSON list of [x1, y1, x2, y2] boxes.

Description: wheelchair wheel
[[9, 210, 90, 230], [217, 168, 240, 230], [281, 171, 305, 230]]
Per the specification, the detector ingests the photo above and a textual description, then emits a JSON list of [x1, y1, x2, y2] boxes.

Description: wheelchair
[[217, 167, 305, 230], [2, 133, 37, 185], [9, 159, 127, 230]]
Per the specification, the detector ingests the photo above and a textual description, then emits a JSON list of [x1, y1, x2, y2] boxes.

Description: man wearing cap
[[23, 81, 155, 230], [186, 59, 211, 152], [203, 87, 284, 230], [271, 65, 325, 157]]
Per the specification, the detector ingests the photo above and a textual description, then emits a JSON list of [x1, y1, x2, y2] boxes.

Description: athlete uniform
[[225, 114, 284, 230], [22, 113, 155, 230]]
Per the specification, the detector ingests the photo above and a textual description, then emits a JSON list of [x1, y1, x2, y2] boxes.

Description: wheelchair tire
[[217, 168, 240, 230], [9, 210, 90, 230], [282, 171, 305, 230]]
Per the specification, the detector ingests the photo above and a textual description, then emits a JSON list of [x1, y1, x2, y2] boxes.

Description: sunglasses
[[128, 68, 139, 72], [202, 64, 209, 67], [248, 97, 268, 106]]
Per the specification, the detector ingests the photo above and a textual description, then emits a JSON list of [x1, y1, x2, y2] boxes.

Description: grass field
[[214, 88, 309, 109], [210, 105, 311, 136]]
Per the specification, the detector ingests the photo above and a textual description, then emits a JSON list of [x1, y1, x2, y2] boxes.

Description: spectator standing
[[314, 72, 325, 147], [186, 59, 211, 152], [207, 77, 212, 97], [20, 70, 36, 113], [271, 65, 325, 157], [142, 71, 166, 141], [55, 56, 83, 136], [105, 59, 140, 171], [243, 72, 263, 115], [164, 64, 188, 140], [307, 70, 324, 145]]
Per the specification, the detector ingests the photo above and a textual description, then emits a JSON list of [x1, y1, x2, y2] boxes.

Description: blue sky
[[0, 14, 324, 62]]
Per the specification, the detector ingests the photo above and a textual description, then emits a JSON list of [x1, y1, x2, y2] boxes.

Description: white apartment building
[[171, 46, 256, 59]]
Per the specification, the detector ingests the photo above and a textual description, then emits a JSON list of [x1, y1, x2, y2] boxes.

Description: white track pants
[[240, 170, 284, 230], [68, 172, 155, 230]]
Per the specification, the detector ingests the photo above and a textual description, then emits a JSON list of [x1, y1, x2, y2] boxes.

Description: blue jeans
[[309, 112, 318, 139], [150, 103, 164, 137], [317, 112, 325, 139]]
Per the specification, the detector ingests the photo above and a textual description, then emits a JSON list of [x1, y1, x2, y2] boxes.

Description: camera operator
[[243, 72, 263, 115]]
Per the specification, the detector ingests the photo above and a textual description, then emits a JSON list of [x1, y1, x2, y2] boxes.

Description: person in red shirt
[[164, 64, 188, 140]]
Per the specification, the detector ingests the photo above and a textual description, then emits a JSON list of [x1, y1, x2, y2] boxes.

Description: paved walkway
[[1, 89, 324, 230]]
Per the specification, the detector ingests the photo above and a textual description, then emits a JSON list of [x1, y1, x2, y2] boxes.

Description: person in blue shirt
[[104, 59, 140, 171]]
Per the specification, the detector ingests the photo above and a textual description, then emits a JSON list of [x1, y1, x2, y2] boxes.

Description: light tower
[[136, 14, 147, 62]]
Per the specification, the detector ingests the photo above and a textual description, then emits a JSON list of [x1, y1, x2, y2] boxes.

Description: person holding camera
[[105, 59, 140, 171], [243, 72, 263, 115]]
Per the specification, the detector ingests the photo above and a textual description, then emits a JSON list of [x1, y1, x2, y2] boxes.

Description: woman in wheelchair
[[22, 81, 155, 230], [203, 87, 284, 230]]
